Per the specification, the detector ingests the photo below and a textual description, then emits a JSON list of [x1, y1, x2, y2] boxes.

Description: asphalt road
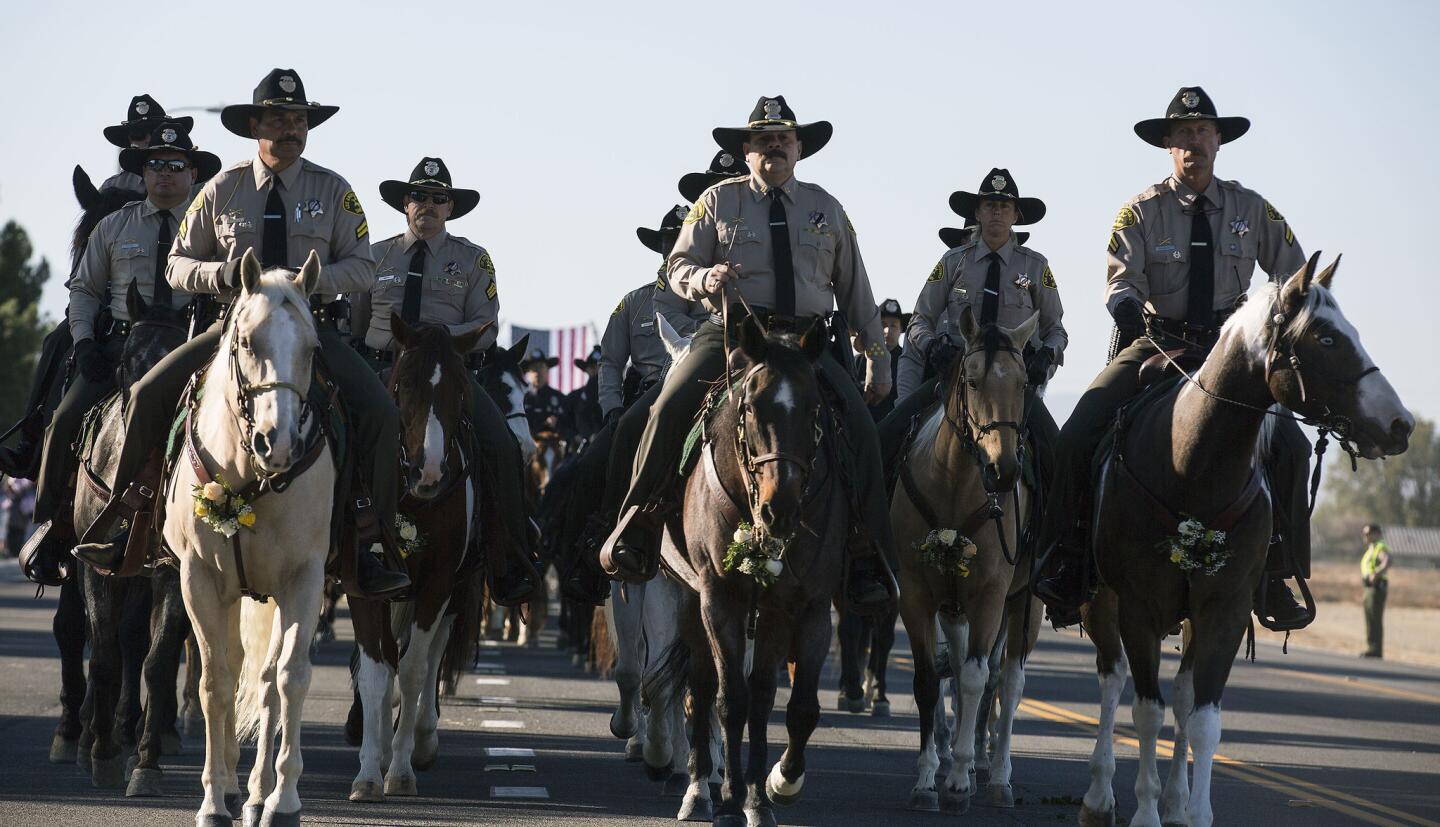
[[0, 557, 1437, 826]]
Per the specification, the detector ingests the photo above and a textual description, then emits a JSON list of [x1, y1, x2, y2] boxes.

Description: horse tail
[[234, 597, 280, 742], [641, 638, 690, 711], [439, 570, 484, 693]]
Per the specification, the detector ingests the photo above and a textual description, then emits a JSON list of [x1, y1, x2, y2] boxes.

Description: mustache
[[277, 136, 302, 145], [764, 149, 787, 159]]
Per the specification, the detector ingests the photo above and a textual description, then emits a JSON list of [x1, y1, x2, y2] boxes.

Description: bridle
[[392, 352, 472, 503], [731, 361, 825, 520], [941, 339, 1027, 488], [228, 328, 315, 483]]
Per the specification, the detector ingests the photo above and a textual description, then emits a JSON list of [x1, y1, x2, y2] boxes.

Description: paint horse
[[1080, 255, 1412, 827]]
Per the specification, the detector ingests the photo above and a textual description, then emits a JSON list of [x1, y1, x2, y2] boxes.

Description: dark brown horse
[[650, 319, 846, 827], [349, 316, 487, 803], [1080, 255, 1413, 827]]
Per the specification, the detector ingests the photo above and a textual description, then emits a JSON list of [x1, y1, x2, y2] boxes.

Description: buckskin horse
[[161, 251, 335, 827], [349, 315, 487, 803], [1079, 255, 1412, 827], [890, 307, 1042, 813], [650, 318, 846, 827]]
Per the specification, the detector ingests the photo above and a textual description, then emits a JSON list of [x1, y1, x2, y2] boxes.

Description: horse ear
[[1280, 250, 1323, 314], [798, 318, 827, 362], [957, 304, 980, 343], [391, 312, 412, 348], [454, 320, 493, 355], [1010, 311, 1040, 350], [73, 165, 99, 211], [296, 250, 321, 296], [507, 334, 530, 365], [1315, 253, 1341, 290], [738, 316, 768, 363], [125, 279, 147, 322], [240, 248, 262, 293]]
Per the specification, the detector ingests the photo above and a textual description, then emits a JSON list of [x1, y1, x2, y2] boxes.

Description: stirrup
[[1255, 576, 1316, 633], [599, 505, 661, 583]]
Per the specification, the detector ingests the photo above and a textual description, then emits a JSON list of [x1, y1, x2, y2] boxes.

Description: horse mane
[[229, 269, 319, 347], [1222, 280, 1338, 363], [72, 186, 144, 271]]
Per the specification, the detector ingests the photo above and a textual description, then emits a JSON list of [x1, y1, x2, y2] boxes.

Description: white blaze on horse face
[[1326, 308, 1414, 456], [506, 372, 536, 459], [419, 364, 445, 487], [244, 298, 306, 469], [770, 377, 798, 413]]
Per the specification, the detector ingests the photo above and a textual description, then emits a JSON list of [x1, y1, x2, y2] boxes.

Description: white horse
[[164, 251, 335, 827]]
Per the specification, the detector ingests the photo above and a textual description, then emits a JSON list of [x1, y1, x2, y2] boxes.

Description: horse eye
[[1317, 335, 1335, 347], [967, 379, 979, 391]]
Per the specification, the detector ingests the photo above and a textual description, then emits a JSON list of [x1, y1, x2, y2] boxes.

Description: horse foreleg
[[417, 614, 454, 769], [1082, 587, 1127, 826], [264, 570, 323, 822], [181, 563, 242, 824], [181, 632, 205, 737], [899, 594, 941, 811], [938, 612, 987, 812], [128, 567, 189, 798], [244, 602, 283, 821], [867, 605, 898, 716], [348, 599, 394, 805], [835, 609, 865, 712], [700, 591, 748, 819], [1162, 649, 1195, 826], [766, 603, 827, 813], [51, 577, 87, 764], [1119, 611, 1166, 827], [1184, 606, 1248, 827], [117, 580, 152, 753], [81, 572, 127, 789], [678, 597, 716, 823], [610, 580, 646, 743]]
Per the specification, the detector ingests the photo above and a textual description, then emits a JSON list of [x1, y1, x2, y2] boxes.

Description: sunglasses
[[143, 159, 191, 173], [407, 191, 450, 205]]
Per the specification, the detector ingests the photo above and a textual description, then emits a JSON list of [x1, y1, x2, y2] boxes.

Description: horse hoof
[[745, 805, 778, 827], [986, 783, 1014, 808], [349, 780, 385, 803], [1078, 804, 1117, 827], [92, 753, 128, 788], [870, 700, 890, 718], [49, 734, 78, 764], [610, 709, 636, 740], [242, 804, 263, 827], [677, 789, 712, 821], [385, 773, 418, 796], [412, 738, 439, 772], [126, 767, 164, 797], [624, 740, 645, 762], [908, 788, 939, 811], [940, 786, 971, 814], [643, 760, 673, 782], [196, 816, 234, 827], [765, 764, 804, 807], [161, 730, 184, 756], [258, 809, 300, 827], [662, 772, 689, 798], [224, 793, 242, 819], [126, 754, 140, 777]]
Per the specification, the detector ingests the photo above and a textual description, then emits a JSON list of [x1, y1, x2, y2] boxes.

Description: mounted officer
[[348, 156, 539, 605], [522, 350, 569, 439], [17, 120, 217, 584], [855, 298, 908, 421], [1035, 87, 1314, 630], [565, 346, 604, 441], [73, 69, 410, 599], [101, 94, 193, 192], [599, 95, 896, 613]]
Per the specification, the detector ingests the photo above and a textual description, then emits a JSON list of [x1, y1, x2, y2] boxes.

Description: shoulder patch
[[1107, 232, 1120, 255], [655, 275, 667, 291], [1263, 201, 1285, 223], [1042, 264, 1057, 289], [476, 249, 496, 275], [926, 261, 945, 284], [844, 212, 855, 235], [682, 199, 706, 225], [486, 278, 498, 301], [612, 298, 625, 316], [354, 220, 368, 240], [343, 191, 365, 217], [185, 190, 205, 214], [1113, 206, 1138, 231]]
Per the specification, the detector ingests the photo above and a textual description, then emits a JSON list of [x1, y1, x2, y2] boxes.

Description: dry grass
[[1306, 560, 1440, 609]]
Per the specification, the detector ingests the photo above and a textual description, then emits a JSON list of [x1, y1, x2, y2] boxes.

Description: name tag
[[376, 273, 402, 286]]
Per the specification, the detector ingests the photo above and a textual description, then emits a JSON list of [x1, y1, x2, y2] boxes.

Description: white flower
[[369, 542, 384, 556], [937, 529, 958, 546], [399, 522, 418, 542], [203, 482, 226, 502], [763, 559, 783, 577], [219, 521, 238, 538], [733, 527, 754, 545], [1211, 531, 1227, 545]]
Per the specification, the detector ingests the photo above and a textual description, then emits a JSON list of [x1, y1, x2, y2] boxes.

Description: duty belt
[[309, 297, 350, 326], [710, 306, 826, 334], [1147, 310, 1233, 349], [99, 319, 133, 339]]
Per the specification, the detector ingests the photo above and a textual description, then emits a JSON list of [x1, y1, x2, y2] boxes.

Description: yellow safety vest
[[1361, 541, 1389, 580]]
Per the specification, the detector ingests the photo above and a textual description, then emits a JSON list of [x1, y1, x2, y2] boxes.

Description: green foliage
[[1314, 418, 1439, 550], [0, 221, 52, 430]]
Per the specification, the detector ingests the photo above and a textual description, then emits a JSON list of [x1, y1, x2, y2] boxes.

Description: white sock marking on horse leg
[[417, 601, 452, 749], [768, 760, 804, 795], [1131, 696, 1166, 827], [354, 654, 392, 791], [388, 619, 440, 784], [946, 657, 987, 795], [1163, 670, 1194, 823], [991, 657, 1025, 789], [1187, 704, 1221, 827], [1084, 656, 1127, 815], [916, 739, 940, 791]]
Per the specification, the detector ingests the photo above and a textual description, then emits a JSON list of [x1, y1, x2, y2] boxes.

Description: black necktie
[[981, 251, 1002, 326], [1187, 196, 1215, 327], [401, 243, 426, 323], [262, 182, 287, 269], [768, 188, 796, 316], [153, 210, 173, 308]]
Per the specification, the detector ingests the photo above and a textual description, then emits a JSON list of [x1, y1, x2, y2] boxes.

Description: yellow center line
[[1260, 665, 1440, 706], [884, 657, 1437, 826]]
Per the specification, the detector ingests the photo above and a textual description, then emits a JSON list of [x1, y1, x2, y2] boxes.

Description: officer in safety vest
[[74, 69, 410, 599], [1035, 87, 1314, 630], [18, 121, 218, 585], [1359, 523, 1390, 658], [350, 156, 540, 605], [600, 95, 896, 613]]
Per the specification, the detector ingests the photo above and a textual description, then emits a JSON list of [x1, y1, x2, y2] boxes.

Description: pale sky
[[2, 0, 1436, 422]]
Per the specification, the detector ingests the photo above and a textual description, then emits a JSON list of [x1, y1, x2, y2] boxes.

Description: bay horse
[[71, 280, 191, 792], [161, 250, 335, 827], [652, 318, 846, 827], [891, 308, 1041, 813], [1080, 255, 1412, 827], [348, 315, 486, 803]]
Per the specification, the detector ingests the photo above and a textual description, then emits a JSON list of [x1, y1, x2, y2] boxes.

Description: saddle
[[1136, 347, 1206, 390]]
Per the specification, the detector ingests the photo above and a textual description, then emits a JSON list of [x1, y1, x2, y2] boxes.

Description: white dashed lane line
[[481, 650, 549, 800]]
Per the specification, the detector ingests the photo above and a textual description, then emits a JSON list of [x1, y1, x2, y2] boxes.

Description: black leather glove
[[1112, 298, 1146, 344], [218, 258, 243, 290], [926, 336, 959, 375], [1026, 346, 1054, 387], [73, 338, 111, 383]]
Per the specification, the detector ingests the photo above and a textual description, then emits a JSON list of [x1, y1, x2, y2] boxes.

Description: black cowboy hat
[[636, 204, 690, 254], [939, 220, 1030, 249], [1133, 86, 1250, 148], [878, 298, 911, 327], [712, 95, 832, 160], [104, 94, 192, 148], [379, 157, 481, 220], [219, 69, 339, 138], [574, 345, 602, 371], [678, 149, 748, 203], [521, 348, 559, 371], [949, 168, 1046, 226], [118, 120, 222, 182]]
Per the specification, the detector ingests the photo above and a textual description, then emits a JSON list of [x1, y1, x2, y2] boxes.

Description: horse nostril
[[252, 431, 270, 458], [758, 502, 776, 528], [1391, 417, 1414, 444]]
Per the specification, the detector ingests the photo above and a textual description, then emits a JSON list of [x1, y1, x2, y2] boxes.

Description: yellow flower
[[1170, 549, 1184, 564], [237, 512, 257, 528], [194, 502, 210, 518]]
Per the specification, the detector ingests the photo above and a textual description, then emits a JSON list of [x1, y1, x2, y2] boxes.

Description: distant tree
[[1315, 417, 1439, 530], [0, 221, 52, 430]]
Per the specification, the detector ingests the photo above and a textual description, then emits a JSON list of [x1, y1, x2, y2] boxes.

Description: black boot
[[72, 529, 127, 574], [845, 549, 897, 617], [600, 504, 663, 583], [355, 545, 411, 600], [561, 515, 614, 606], [20, 519, 74, 586], [0, 411, 44, 480], [1257, 575, 1312, 631], [489, 564, 537, 608], [1034, 549, 1087, 628]]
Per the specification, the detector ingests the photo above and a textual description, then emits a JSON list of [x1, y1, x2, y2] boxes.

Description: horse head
[[656, 312, 693, 364], [390, 313, 488, 500], [226, 248, 321, 475], [727, 316, 826, 541], [71, 165, 143, 272], [117, 279, 188, 403], [479, 334, 535, 457], [1255, 253, 1413, 459], [950, 306, 1037, 493]]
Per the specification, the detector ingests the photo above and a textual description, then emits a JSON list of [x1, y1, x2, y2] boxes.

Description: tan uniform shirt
[[100, 170, 145, 194], [1106, 175, 1305, 319], [169, 156, 373, 295], [69, 198, 192, 341], [653, 267, 710, 338], [597, 273, 709, 415], [908, 236, 1067, 362], [669, 174, 887, 372], [351, 229, 499, 352]]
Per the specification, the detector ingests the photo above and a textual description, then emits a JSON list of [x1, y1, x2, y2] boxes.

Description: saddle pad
[[1091, 374, 1183, 489], [678, 381, 733, 477]]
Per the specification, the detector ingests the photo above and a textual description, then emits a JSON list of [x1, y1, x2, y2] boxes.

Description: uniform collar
[[1168, 175, 1222, 209], [404, 227, 448, 256], [747, 173, 798, 202], [970, 234, 1017, 266], [251, 155, 305, 192], [140, 197, 187, 221]]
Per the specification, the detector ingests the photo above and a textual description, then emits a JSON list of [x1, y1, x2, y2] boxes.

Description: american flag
[[502, 322, 596, 393]]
